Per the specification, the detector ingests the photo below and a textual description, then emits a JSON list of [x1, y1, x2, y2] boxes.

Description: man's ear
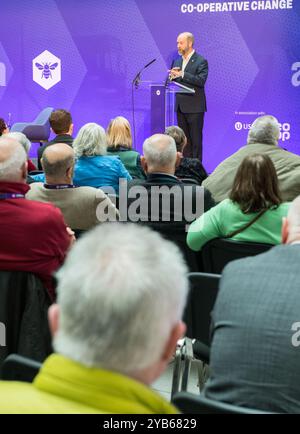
[[48, 304, 60, 337], [66, 165, 73, 179], [141, 156, 148, 174], [69, 124, 74, 135], [282, 217, 289, 244], [175, 152, 182, 168], [161, 320, 186, 364]]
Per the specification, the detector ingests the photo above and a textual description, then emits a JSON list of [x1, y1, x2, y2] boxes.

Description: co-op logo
[[235, 121, 291, 142], [0, 61, 6, 87], [33, 50, 61, 90]]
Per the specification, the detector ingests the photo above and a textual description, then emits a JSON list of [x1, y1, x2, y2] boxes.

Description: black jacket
[[173, 51, 208, 113]]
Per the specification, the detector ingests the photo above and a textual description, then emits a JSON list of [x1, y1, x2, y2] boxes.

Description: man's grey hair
[[54, 223, 189, 375], [6, 132, 31, 155], [143, 134, 177, 168], [42, 150, 75, 179], [0, 137, 27, 181], [247, 115, 280, 146], [73, 123, 107, 158]]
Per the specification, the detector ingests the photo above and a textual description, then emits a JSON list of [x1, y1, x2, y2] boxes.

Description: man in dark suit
[[38, 109, 74, 169], [205, 196, 300, 413], [125, 133, 214, 232], [170, 32, 208, 161], [124, 133, 214, 271]]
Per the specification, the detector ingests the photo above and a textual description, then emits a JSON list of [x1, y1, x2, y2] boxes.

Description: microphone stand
[[132, 59, 157, 148]]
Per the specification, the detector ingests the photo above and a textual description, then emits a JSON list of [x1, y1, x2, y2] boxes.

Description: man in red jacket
[[0, 136, 73, 299]]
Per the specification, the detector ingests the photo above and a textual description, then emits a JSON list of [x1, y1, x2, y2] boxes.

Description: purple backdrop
[[0, 0, 300, 172]]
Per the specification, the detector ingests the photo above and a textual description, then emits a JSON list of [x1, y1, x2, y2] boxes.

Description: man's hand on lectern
[[169, 67, 183, 80]]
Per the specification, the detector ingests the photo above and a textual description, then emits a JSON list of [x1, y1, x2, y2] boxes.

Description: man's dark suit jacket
[[126, 173, 214, 231], [38, 134, 74, 169], [125, 173, 214, 271], [172, 51, 208, 114], [205, 244, 300, 414]]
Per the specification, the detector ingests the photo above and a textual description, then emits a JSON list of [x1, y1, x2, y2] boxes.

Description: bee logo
[[35, 62, 58, 80], [33, 50, 61, 90]]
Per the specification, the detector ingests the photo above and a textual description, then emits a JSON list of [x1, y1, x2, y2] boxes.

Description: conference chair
[[172, 392, 274, 414], [10, 107, 53, 143], [171, 272, 220, 398], [0, 271, 52, 375], [201, 238, 274, 274], [1, 354, 41, 383]]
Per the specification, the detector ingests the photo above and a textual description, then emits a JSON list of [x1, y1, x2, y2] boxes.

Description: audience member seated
[[73, 122, 131, 194], [27, 143, 119, 230], [187, 153, 289, 251], [203, 115, 300, 202], [107, 116, 145, 179], [0, 137, 73, 300], [6, 132, 37, 172], [127, 134, 215, 233], [205, 196, 300, 413], [165, 125, 207, 185], [37, 109, 74, 169], [0, 224, 188, 414], [0, 118, 9, 136]]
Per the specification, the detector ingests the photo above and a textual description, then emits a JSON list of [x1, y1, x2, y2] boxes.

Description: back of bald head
[[143, 134, 177, 169], [0, 137, 27, 182], [42, 143, 75, 180]]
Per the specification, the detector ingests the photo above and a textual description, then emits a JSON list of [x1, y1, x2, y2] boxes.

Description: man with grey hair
[[0, 136, 73, 299], [205, 195, 300, 413], [6, 131, 37, 173], [126, 134, 214, 266], [203, 115, 300, 203], [0, 223, 188, 413], [27, 143, 119, 230], [203, 115, 300, 202], [169, 32, 208, 161]]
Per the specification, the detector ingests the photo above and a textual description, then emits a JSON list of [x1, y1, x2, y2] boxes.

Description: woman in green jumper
[[187, 153, 290, 251], [106, 116, 145, 179]]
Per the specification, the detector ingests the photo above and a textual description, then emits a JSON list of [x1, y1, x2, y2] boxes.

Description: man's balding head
[[42, 143, 75, 183], [0, 137, 27, 182], [142, 134, 179, 174]]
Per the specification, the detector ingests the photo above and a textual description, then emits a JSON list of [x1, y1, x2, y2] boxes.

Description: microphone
[[132, 58, 157, 89], [144, 58, 156, 69]]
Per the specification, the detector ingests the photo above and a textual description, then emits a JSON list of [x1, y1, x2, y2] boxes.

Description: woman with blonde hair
[[107, 116, 145, 179]]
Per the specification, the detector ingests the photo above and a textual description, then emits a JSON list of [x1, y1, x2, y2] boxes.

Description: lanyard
[[43, 184, 76, 190], [0, 193, 25, 200]]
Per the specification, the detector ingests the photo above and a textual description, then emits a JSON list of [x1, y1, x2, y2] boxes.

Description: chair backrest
[[34, 107, 54, 125], [201, 238, 274, 274], [1, 354, 41, 383], [153, 228, 199, 272], [0, 271, 52, 375], [184, 272, 221, 346], [172, 392, 273, 414]]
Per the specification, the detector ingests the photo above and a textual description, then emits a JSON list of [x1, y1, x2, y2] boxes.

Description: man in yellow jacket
[[0, 223, 188, 413]]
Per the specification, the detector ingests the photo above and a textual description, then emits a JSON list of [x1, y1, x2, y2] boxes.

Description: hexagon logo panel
[[33, 50, 61, 90]]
